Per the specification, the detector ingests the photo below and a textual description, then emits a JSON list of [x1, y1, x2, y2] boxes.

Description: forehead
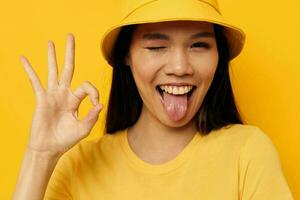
[[133, 21, 214, 35]]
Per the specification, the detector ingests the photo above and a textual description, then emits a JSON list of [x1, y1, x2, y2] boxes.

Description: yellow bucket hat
[[100, 0, 246, 64]]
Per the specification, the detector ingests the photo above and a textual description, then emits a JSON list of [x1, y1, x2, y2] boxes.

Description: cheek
[[192, 53, 218, 81], [130, 52, 157, 92]]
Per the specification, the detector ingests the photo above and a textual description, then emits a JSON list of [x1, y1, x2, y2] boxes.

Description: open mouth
[[155, 85, 196, 102]]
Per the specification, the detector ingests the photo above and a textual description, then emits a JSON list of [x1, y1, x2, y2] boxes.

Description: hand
[[20, 33, 103, 157]]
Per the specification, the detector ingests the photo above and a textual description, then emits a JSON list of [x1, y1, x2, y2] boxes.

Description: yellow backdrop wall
[[0, 0, 299, 199]]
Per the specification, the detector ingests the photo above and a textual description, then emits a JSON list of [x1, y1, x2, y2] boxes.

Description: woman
[[13, 0, 294, 199]]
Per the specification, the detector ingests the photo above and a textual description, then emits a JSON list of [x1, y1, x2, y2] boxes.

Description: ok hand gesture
[[20, 33, 103, 157]]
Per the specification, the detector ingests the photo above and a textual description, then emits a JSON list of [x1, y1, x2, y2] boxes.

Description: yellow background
[[0, 0, 299, 199]]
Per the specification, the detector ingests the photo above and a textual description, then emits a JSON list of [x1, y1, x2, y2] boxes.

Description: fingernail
[[20, 56, 26, 64], [48, 40, 53, 46], [20, 55, 24, 61], [68, 33, 73, 38]]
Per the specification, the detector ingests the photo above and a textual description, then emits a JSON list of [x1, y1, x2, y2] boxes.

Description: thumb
[[78, 104, 103, 136]]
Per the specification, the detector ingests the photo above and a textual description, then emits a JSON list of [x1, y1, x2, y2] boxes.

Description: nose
[[164, 47, 194, 76]]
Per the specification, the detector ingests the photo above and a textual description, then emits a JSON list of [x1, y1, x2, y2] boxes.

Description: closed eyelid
[[141, 37, 214, 47], [144, 41, 211, 48]]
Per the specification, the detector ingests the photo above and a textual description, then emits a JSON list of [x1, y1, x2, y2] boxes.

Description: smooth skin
[[12, 33, 102, 200]]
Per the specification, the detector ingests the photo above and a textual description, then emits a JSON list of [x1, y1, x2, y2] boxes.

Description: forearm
[[12, 148, 62, 200]]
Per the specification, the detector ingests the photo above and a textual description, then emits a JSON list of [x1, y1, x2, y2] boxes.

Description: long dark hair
[[105, 22, 243, 135]]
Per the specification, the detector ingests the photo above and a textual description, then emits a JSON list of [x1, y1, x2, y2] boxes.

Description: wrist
[[25, 147, 63, 163]]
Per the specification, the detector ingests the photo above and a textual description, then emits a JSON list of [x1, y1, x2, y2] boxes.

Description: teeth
[[159, 85, 194, 95]]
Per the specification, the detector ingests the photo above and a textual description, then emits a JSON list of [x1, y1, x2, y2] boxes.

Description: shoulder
[[204, 124, 270, 148], [214, 124, 273, 143], [212, 123, 268, 138], [201, 124, 279, 161], [218, 124, 282, 169], [237, 125, 282, 167], [233, 126, 293, 199]]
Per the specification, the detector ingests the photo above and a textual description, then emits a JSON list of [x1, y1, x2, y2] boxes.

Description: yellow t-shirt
[[44, 124, 294, 200]]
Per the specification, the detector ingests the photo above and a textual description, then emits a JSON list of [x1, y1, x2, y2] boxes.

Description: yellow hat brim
[[100, 0, 246, 65]]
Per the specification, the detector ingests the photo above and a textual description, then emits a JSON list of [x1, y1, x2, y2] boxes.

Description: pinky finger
[[20, 56, 45, 96]]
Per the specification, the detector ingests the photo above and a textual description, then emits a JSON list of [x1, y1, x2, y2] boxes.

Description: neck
[[127, 104, 198, 152]]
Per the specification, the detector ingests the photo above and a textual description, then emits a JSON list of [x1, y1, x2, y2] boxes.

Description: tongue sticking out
[[162, 91, 188, 121]]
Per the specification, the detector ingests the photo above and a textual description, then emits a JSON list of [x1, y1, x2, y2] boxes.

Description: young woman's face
[[125, 21, 219, 127]]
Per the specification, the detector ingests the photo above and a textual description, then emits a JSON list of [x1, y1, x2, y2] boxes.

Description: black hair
[[105, 22, 243, 135]]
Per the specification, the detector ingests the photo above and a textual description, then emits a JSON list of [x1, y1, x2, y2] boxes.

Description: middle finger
[[59, 33, 75, 88]]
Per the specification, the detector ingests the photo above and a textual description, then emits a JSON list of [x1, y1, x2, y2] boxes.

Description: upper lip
[[157, 82, 196, 87]]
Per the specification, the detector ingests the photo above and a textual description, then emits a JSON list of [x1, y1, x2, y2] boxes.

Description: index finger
[[20, 56, 45, 95]]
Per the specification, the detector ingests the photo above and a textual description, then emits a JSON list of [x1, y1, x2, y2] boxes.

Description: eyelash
[[146, 42, 210, 51], [192, 42, 210, 49]]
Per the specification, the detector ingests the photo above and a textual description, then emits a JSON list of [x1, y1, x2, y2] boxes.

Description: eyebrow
[[141, 31, 215, 41]]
